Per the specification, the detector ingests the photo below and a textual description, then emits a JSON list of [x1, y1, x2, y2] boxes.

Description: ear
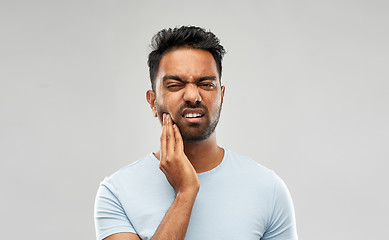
[[146, 90, 157, 117], [221, 85, 225, 103]]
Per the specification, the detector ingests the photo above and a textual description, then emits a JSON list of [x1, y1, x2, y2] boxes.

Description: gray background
[[1, 0, 388, 239]]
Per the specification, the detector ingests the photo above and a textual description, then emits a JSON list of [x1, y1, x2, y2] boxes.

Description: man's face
[[147, 48, 225, 142]]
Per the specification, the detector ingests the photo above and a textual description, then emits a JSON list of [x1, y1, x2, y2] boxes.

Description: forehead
[[157, 48, 219, 80]]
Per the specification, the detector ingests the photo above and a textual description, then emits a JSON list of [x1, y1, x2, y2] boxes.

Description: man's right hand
[[104, 114, 199, 240], [145, 113, 199, 239], [159, 113, 200, 195]]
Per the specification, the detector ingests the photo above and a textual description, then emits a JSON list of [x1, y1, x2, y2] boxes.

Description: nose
[[182, 83, 202, 104]]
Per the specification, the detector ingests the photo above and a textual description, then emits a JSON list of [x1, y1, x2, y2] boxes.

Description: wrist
[[176, 187, 199, 201]]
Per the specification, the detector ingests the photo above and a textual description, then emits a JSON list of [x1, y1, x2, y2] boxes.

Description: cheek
[[156, 93, 182, 112], [155, 100, 167, 115], [210, 100, 222, 113], [206, 93, 222, 108], [155, 98, 175, 117], [207, 95, 223, 117]]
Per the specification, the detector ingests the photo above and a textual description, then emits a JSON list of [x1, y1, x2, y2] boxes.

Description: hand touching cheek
[[159, 113, 200, 195]]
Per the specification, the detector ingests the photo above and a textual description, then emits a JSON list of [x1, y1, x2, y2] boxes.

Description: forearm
[[152, 114, 199, 239], [152, 190, 198, 240]]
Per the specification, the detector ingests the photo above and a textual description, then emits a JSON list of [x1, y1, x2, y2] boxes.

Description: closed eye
[[199, 83, 215, 90], [166, 84, 184, 91]]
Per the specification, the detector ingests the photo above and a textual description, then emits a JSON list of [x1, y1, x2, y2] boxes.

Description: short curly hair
[[148, 26, 226, 91]]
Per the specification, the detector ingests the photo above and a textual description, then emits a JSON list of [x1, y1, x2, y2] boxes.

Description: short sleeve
[[262, 174, 298, 240], [94, 179, 136, 240]]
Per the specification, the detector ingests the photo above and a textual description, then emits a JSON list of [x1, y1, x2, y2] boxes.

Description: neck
[[182, 132, 224, 173]]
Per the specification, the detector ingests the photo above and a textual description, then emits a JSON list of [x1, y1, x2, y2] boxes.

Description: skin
[[104, 48, 225, 240]]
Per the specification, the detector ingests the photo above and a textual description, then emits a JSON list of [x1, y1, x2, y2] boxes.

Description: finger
[[173, 124, 184, 152], [160, 113, 167, 162], [159, 163, 167, 176], [166, 114, 175, 157]]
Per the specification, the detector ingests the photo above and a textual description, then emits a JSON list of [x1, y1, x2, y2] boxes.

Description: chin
[[182, 136, 208, 143], [180, 128, 215, 143]]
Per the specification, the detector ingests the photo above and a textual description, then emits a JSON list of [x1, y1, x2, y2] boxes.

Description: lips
[[179, 108, 205, 124], [182, 109, 205, 118]]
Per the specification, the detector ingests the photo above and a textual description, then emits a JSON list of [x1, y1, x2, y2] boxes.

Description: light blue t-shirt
[[94, 148, 298, 240]]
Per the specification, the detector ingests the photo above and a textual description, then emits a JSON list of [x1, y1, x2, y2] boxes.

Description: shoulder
[[99, 153, 161, 193], [225, 149, 277, 178], [224, 149, 288, 191]]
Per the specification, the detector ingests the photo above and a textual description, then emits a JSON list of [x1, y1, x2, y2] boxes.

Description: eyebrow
[[198, 76, 217, 82], [162, 75, 183, 82], [162, 75, 217, 82]]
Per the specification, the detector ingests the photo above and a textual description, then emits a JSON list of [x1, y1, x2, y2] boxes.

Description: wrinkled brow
[[162, 75, 182, 82], [198, 76, 217, 82], [162, 75, 217, 82]]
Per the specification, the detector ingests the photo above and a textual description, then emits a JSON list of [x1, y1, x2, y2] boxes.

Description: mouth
[[181, 109, 205, 123], [184, 112, 203, 118]]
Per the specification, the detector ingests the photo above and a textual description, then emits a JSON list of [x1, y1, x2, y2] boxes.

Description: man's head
[[148, 26, 226, 91], [146, 26, 226, 143]]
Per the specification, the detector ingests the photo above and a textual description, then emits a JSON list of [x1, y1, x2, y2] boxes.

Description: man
[[94, 26, 298, 240]]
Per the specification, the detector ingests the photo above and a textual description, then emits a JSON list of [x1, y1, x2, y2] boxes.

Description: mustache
[[177, 102, 209, 114]]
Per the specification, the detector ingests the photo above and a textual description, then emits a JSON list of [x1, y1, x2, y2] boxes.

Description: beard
[[156, 101, 222, 143]]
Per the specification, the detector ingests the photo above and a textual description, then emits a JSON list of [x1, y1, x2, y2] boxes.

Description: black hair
[[147, 26, 226, 91]]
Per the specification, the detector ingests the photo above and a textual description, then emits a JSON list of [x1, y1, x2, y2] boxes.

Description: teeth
[[185, 113, 202, 118]]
